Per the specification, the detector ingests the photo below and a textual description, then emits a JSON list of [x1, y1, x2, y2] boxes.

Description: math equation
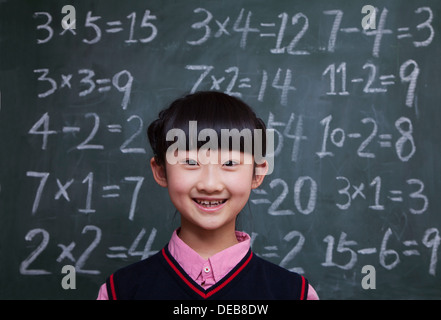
[[5, 1, 438, 300]]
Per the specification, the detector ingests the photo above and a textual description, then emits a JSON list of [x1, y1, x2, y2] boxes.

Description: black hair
[[147, 91, 267, 167]]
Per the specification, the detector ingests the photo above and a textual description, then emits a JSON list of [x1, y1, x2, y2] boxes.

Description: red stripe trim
[[300, 276, 306, 300], [162, 248, 252, 299], [205, 251, 252, 298], [109, 273, 117, 300], [162, 248, 206, 298]]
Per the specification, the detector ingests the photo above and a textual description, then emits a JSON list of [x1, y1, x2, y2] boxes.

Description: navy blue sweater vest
[[106, 245, 309, 300]]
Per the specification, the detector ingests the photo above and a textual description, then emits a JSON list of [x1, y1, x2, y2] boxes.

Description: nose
[[196, 165, 224, 194]]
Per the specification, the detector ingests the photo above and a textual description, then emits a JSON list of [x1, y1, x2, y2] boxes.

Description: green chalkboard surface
[[1, 0, 440, 299]]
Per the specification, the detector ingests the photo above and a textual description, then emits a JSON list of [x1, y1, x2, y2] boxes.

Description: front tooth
[[197, 200, 222, 206]]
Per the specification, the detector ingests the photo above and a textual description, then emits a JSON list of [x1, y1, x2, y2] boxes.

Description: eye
[[185, 159, 199, 166], [223, 160, 238, 167]]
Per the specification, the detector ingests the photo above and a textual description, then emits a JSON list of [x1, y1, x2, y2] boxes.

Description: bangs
[[163, 92, 266, 152], [148, 91, 267, 166]]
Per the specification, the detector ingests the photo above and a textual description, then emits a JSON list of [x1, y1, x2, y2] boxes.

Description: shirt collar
[[167, 228, 251, 283]]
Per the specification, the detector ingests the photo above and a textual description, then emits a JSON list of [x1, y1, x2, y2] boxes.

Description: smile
[[192, 198, 227, 211]]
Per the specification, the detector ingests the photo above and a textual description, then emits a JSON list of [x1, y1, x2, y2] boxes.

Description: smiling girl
[[97, 91, 318, 300]]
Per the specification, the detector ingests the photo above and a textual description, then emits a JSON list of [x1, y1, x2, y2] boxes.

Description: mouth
[[192, 198, 227, 211]]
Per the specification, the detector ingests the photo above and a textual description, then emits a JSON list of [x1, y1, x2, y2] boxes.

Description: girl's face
[[151, 149, 267, 233]]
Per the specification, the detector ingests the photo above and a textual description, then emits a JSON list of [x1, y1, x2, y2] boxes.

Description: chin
[[197, 222, 227, 231], [193, 217, 235, 232]]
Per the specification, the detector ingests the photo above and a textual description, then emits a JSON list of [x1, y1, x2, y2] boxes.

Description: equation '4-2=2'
[[28, 112, 146, 153]]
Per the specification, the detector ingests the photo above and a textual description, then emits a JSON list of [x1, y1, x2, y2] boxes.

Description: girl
[[97, 91, 318, 300]]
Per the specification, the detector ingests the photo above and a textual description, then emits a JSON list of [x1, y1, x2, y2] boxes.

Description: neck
[[178, 221, 239, 259]]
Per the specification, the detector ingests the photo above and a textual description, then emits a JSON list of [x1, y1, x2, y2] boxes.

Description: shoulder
[[253, 256, 319, 299], [113, 249, 166, 280], [249, 254, 309, 300], [252, 254, 302, 279], [107, 249, 165, 299]]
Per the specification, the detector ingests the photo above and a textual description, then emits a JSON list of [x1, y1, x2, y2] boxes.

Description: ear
[[251, 160, 268, 189], [150, 157, 168, 187]]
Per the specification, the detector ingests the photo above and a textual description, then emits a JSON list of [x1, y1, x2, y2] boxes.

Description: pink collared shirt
[[97, 229, 319, 300]]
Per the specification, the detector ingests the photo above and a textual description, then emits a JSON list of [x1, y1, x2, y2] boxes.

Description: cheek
[[166, 179, 193, 214], [167, 176, 192, 198], [164, 167, 193, 199], [226, 171, 254, 198]]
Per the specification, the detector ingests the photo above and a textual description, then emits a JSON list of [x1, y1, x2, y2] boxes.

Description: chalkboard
[[1, 0, 440, 300]]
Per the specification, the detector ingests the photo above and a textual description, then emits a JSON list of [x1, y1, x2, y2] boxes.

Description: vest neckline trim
[[161, 245, 253, 299]]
